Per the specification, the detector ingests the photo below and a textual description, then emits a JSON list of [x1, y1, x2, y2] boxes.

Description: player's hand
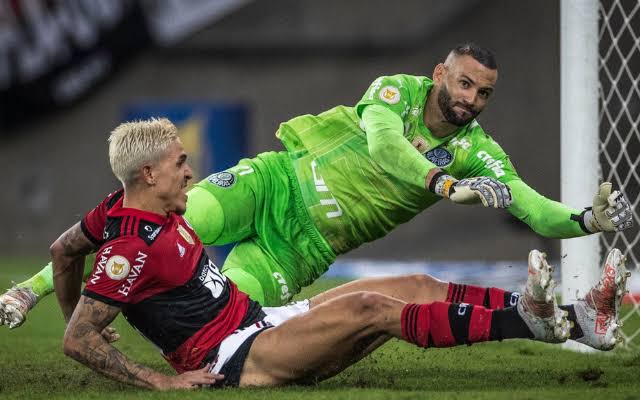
[[153, 364, 223, 390], [589, 182, 633, 232], [101, 326, 120, 343], [427, 170, 512, 208], [0, 288, 33, 329]]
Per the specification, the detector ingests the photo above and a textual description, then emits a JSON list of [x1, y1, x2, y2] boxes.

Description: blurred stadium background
[[0, 0, 561, 259], [3, 2, 640, 399], [0, 0, 637, 324]]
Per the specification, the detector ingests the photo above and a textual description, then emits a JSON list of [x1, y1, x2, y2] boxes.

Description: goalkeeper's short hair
[[448, 43, 497, 70]]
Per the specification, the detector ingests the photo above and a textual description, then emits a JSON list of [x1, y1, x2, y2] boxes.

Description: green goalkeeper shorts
[[186, 151, 335, 306]]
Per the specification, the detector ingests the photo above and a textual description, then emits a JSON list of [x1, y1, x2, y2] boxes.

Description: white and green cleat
[[0, 285, 38, 329], [574, 248, 630, 351], [517, 250, 570, 343]]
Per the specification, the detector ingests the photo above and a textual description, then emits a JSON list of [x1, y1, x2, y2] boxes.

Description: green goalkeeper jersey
[[277, 74, 586, 254]]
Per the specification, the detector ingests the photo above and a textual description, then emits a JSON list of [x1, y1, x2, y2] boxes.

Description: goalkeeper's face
[[435, 55, 497, 126]]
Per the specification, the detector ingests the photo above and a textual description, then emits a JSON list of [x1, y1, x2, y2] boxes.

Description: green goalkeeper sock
[[16, 262, 54, 298], [16, 255, 96, 299]]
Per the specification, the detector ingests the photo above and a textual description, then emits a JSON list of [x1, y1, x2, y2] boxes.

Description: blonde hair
[[108, 118, 178, 185]]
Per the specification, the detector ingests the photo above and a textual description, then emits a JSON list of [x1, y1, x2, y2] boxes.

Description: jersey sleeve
[[355, 75, 413, 120], [461, 132, 520, 183], [464, 135, 587, 238], [82, 238, 150, 307], [356, 75, 438, 188], [80, 190, 122, 246], [362, 105, 437, 188]]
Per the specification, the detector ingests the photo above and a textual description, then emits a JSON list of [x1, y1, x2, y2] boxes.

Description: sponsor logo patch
[[273, 272, 292, 302], [368, 77, 383, 100], [379, 86, 400, 104], [509, 292, 521, 307], [207, 171, 235, 188], [450, 137, 472, 150], [425, 147, 453, 167], [106, 255, 130, 281], [177, 225, 195, 245], [200, 259, 227, 299], [177, 242, 186, 258], [476, 150, 505, 178], [143, 224, 162, 241], [117, 252, 147, 297], [90, 246, 113, 285]]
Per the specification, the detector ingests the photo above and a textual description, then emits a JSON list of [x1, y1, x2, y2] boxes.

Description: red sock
[[401, 302, 493, 348], [446, 283, 520, 309]]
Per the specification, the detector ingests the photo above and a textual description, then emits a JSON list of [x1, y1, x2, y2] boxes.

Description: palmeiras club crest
[[207, 171, 236, 188], [425, 147, 453, 167]]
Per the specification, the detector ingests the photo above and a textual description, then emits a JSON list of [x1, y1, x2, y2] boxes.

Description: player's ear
[[433, 63, 446, 84], [142, 165, 156, 186]]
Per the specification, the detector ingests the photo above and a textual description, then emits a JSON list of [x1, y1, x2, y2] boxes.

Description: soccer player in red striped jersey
[[57, 120, 628, 389]]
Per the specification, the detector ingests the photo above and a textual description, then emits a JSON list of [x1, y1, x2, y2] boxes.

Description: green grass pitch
[[1, 257, 640, 400]]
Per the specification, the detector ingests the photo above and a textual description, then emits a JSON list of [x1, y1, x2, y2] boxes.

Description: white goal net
[[598, 0, 640, 348], [562, 0, 640, 350]]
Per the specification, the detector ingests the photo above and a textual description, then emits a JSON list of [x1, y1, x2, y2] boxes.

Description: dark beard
[[437, 85, 479, 126]]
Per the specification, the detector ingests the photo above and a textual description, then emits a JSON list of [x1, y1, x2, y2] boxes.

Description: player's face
[[154, 138, 193, 215], [435, 55, 497, 126]]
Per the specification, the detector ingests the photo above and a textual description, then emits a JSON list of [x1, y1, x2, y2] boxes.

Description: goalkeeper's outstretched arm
[[507, 180, 587, 238], [506, 179, 633, 238], [464, 137, 633, 238]]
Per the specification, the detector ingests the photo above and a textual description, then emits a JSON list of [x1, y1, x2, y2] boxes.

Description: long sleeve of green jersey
[[356, 75, 438, 189], [464, 133, 589, 239], [361, 105, 436, 188]]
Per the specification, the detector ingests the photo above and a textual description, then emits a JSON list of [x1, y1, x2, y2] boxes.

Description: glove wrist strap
[[432, 173, 456, 198], [426, 169, 445, 192], [570, 207, 600, 234]]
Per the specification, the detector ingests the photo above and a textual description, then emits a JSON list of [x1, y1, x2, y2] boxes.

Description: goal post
[[560, 0, 600, 305], [561, 0, 640, 349]]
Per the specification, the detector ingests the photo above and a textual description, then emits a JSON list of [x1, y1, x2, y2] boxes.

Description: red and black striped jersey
[[82, 193, 262, 373], [80, 189, 124, 247]]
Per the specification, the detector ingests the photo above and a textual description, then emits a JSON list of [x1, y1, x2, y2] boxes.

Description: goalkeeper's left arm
[[465, 139, 633, 238], [507, 179, 587, 238]]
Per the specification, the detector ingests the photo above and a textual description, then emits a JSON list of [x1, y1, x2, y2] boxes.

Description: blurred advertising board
[[0, 0, 251, 130]]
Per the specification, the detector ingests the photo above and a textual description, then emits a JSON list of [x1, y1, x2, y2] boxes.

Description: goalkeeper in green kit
[[1, 43, 633, 329]]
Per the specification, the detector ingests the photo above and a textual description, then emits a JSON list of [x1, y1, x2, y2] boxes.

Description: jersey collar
[[107, 196, 170, 225]]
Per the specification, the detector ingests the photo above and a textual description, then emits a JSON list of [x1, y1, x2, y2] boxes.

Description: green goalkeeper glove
[[427, 170, 512, 208], [580, 182, 634, 233]]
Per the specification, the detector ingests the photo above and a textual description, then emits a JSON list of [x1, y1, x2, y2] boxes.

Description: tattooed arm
[[50, 222, 97, 322], [63, 296, 220, 390]]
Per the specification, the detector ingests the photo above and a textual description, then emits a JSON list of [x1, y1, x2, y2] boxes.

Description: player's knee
[[348, 291, 394, 320], [407, 273, 447, 294], [62, 330, 79, 359], [49, 239, 62, 258], [184, 186, 225, 245]]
